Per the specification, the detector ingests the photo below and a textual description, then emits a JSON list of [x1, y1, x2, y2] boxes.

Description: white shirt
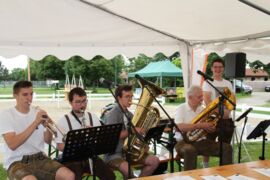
[[203, 79, 234, 118], [55, 112, 101, 144], [174, 102, 204, 141], [0, 107, 45, 169], [202, 79, 233, 100]]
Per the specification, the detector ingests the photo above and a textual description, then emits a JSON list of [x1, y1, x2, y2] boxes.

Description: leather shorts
[[7, 152, 63, 180]]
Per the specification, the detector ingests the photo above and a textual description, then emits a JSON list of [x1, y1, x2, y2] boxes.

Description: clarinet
[[80, 108, 87, 128]]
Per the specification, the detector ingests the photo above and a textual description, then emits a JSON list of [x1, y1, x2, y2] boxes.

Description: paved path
[[236, 92, 270, 106]]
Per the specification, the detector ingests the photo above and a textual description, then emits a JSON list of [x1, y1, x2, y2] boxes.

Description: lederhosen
[[62, 112, 93, 180]]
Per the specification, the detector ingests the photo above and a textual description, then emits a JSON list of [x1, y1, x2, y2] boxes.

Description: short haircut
[[13, 81, 33, 95], [115, 84, 133, 98], [187, 85, 202, 97], [211, 58, 225, 67], [68, 87, 86, 102]]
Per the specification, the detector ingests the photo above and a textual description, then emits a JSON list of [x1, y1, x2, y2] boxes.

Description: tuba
[[123, 78, 165, 162], [184, 87, 235, 142]]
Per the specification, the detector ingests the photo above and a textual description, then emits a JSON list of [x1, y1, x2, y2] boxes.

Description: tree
[[9, 68, 26, 80], [0, 61, 9, 81], [88, 56, 114, 87], [110, 55, 125, 84], [30, 56, 65, 80], [249, 60, 270, 76], [152, 52, 167, 61], [128, 54, 152, 73], [172, 57, 182, 69]]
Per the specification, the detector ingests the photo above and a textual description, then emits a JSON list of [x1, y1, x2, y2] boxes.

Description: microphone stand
[[238, 116, 248, 163], [106, 85, 142, 178], [142, 85, 184, 173], [204, 79, 236, 165]]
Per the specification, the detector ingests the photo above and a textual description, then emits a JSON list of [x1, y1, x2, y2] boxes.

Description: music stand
[[247, 120, 270, 160], [61, 123, 122, 180], [144, 125, 166, 142]]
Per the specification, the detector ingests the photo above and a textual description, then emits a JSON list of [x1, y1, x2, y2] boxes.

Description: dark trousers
[[207, 118, 235, 143], [63, 157, 115, 180]]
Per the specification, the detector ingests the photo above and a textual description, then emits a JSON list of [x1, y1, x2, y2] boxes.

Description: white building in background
[[243, 69, 269, 92]]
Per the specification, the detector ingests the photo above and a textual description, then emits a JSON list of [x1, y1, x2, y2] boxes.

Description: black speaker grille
[[225, 52, 246, 78]]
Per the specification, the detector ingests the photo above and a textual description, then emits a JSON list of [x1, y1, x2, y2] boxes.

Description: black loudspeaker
[[224, 52, 246, 78]]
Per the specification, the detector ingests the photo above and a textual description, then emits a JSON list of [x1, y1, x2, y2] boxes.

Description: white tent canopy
[[0, 0, 182, 59], [1, 0, 270, 87]]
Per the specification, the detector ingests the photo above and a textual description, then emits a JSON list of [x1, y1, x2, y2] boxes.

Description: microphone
[[197, 70, 214, 82], [235, 107, 253, 122], [99, 78, 113, 87]]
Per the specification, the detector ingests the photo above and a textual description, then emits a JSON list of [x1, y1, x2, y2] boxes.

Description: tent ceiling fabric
[[86, 0, 270, 43], [0, 0, 182, 59], [1, 0, 270, 61]]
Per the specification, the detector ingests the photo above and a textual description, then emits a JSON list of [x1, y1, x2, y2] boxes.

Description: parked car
[[235, 80, 253, 94], [265, 85, 270, 92]]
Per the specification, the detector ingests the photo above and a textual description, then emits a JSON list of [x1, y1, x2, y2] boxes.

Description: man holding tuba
[[202, 58, 235, 168], [104, 84, 160, 179], [55, 87, 115, 180], [174, 85, 232, 170], [0, 80, 75, 180]]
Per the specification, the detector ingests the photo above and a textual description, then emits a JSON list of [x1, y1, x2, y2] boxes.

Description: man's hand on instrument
[[223, 109, 231, 119], [199, 122, 216, 133], [35, 110, 48, 126], [134, 127, 145, 136]]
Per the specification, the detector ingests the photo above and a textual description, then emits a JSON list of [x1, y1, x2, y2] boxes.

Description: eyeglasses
[[73, 99, 88, 105], [213, 66, 224, 69]]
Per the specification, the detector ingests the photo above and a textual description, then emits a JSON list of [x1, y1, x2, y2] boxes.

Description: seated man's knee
[[56, 167, 75, 180], [145, 155, 160, 168], [22, 175, 37, 180], [119, 161, 130, 178], [178, 144, 197, 157]]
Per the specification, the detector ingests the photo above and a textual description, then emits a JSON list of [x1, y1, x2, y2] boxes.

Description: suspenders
[[64, 112, 93, 131]]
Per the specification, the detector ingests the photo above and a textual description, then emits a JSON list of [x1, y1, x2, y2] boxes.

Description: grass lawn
[[1, 142, 269, 179], [0, 87, 112, 95]]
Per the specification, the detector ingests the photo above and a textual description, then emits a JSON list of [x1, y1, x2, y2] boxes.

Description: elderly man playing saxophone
[[174, 85, 232, 170]]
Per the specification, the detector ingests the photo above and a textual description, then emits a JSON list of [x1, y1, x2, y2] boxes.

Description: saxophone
[[185, 87, 235, 142], [123, 78, 165, 162]]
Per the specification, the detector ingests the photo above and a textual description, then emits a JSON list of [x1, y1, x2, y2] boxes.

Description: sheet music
[[201, 174, 227, 180], [253, 168, 270, 177], [164, 176, 195, 180], [228, 174, 256, 180]]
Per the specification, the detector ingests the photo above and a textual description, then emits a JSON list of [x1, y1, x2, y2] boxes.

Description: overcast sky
[[0, 55, 28, 71]]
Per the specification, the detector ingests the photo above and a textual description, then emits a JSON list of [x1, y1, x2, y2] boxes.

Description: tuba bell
[[123, 78, 165, 162], [184, 87, 235, 142]]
